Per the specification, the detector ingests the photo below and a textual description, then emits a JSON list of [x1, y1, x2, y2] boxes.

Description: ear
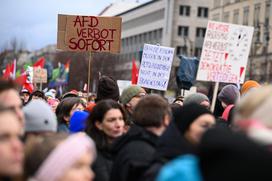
[[95, 121, 103, 131], [163, 115, 171, 127]]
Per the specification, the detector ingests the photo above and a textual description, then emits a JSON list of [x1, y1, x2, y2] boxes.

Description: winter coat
[[142, 122, 196, 181], [110, 125, 159, 181], [93, 149, 113, 181]]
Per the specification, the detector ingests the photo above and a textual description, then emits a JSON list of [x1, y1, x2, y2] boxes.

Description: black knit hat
[[174, 103, 213, 135], [96, 75, 120, 102]]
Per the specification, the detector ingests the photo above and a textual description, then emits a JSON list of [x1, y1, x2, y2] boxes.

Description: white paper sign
[[196, 21, 254, 83], [137, 44, 174, 91], [117, 80, 131, 95]]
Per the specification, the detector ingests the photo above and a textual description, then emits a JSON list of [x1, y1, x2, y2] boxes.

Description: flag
[[51, 68, 60, 81], [33, 57, 45, 68], [3, 63, 11, 79], [15, 74, 27, 85], [131, 59, 138, 84], [10, 59, 16, 79]]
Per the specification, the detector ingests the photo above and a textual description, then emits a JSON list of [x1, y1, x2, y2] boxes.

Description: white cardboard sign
[[137, 44, 174, 91], [196, 21, 254, 83]]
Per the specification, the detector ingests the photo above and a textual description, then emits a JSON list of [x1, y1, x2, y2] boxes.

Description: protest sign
[[137, 44, 174, 91], [117, 80, 132, 95], [33, 68, 47, 83], [196, 21, 254, 83], [57, 14, 122, 53]]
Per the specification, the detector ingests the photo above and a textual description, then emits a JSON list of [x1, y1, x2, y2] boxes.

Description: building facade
[[113, 0, 212, 89], [210, 0, 272, 82]]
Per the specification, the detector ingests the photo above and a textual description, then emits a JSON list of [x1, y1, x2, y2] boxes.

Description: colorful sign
[[196, 21, 254, 83], [33, 68, 47, 83]]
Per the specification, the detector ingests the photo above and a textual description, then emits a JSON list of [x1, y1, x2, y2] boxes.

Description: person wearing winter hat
[[183, 93, 210, 109], [241, 80, 260, 96], [69, 111, 90, 133], [96, 75, 120, 103], [23, 99, 57, 136], [120, 85, 146, 123], [218, 84, 240, 108], [20, 88, 30, 105], [175, 103, 215, 145], [24, 133, 96, 181]]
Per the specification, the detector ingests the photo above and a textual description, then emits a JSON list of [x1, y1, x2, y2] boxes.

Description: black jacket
[[142, 122, 196, 181], [92, 148, 112, 181], [110, 125, 159, 181]]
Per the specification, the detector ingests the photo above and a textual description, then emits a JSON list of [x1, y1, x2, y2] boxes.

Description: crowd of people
[[1, 75, 272, 181]]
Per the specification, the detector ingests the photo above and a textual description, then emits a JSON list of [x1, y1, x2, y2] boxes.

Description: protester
[[69, 111, 89, 133], [47, 98, 60, 113], [119, 85, 147, 124], [172, 96, 184, 106], [0, 79, 25, 127], [183, 93, 210, 109], [20, 89, 30, 105], [0, 108, 24, 180], [56, 97, 85, 133], [143, 104, 215, 180], [234, 85, 272, 147], [95, 75, 120, 103], [24, 133, 96, 181], [29, 90, 46, 101], [61, 90, 79, 99], [23, 99, 57, 137], [240, 80, 260, 96], [110, 94, 171, 181], [217, 84, 240, 124], [85, 99, 127, 181]]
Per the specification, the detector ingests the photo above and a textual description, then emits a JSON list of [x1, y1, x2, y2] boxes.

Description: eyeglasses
[[134, 92, 146, 98]]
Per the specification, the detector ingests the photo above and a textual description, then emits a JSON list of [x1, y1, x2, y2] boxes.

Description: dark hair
[[0, 78, 19, 93], [85, 99, 126, 150], [24, 133, 68, 178], [29, 90, 46, 101], [133, 94, 171, 127], [56, 97, 84, 125]]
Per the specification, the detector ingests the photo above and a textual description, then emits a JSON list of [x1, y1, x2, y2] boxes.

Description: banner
[[33, 68, 47, 83], [137, 44, 174, 91], [57, 14, 122, 53], [196, 21, 254, 83]]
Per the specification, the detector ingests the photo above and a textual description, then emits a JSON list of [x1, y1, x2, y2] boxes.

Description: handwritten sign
[[137, 44, 174, 91], [57, 14, 122, 53], [196, 21, 254, 83], [33, 68, 47, 83]]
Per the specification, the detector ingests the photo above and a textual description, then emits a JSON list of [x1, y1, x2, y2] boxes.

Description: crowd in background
[[1, 75, 272, 181]]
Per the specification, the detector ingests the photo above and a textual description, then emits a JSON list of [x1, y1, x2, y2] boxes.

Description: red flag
[[10, 59, 16, 79], [3, 64, 11, 79], [23, 83, 34, 93], [131, 59, 138, 84], [33, 57, 45, 68], [15, 74, 27, 85]]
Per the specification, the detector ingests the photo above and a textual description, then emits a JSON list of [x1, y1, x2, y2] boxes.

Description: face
[[96, 108, 125, 142], [126, 89, 146, 113], [21, 93, 30, 104], [0, 112, 23, 177], [185, 114, 215, 145], [58, 151, 95, 181], [0, 89, 24, 126], [200, 100, 210, 109], [70, 103, 85, 117]]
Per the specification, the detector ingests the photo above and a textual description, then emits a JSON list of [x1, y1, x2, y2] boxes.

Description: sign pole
[[87, 52, 92, 98], [211, 82, 219, 113], [39, 83, 42, 91]]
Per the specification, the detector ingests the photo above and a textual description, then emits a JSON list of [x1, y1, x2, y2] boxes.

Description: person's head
[[120, 85, 146, 114], [0, 79, 24, 126], [23, 99, 57, 136], [241, 80, 260, 96], [0, 108, 23, 178], [234, 86, 272, 145], [218, 84, 240, 108], [173, 96, 184, 106], [56, 97, 85, 125], [133, 94, 171, 135], [174, 104, 215, 145], [24, 133, 96, 181], [29, 90, 46, 101], [183, 93, 210, 109], [96, 75, 120, 103], [47, 98, 60, 113], [20, 89, 30, 105], [85, 99, 127, 148]]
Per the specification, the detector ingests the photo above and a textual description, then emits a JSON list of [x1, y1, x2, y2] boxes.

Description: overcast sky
[[0, 0, 115, 51]]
